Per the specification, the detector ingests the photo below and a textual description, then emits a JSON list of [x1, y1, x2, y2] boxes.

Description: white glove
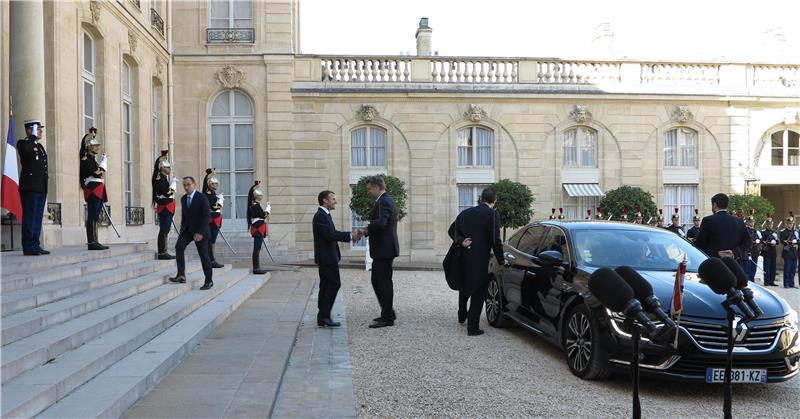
[[265, 201, 272, 215], [169, 176, 178, 191], [756, 239, 761, 244], [771, 240, 777, 245], [793, 240, 798, 244], [99, 153, 108, 171], [216, 193, 224, 208]]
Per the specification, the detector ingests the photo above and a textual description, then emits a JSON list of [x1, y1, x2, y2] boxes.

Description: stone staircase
[[0, 244, 269, 418], [171, 232, 311, 266]]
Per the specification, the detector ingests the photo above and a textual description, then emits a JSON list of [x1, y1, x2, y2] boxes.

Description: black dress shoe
[[169, 275, 186, 284], [211, 261, 224, 268], [88, 242, 107, 251], [199, 281, 214, 290], [23, 250, 41, 256], [467, 329, 485, 336], [318, 319, 341, 328], [368, 319, 394, 328], [458, 310, 467, 324], [157, 253, 175, 260], [36, 249, 50, 255]]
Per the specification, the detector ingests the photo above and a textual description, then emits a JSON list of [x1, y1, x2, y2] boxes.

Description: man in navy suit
[[694, 193, 751, 263], [358, 176, 400, 328], [313, 190, 357, 327], [170, 176, 214, 290]]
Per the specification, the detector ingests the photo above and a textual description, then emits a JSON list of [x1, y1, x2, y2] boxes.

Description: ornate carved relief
[[90, 0, 101, 23], [215, 66, 246, 88], [568, 105, 592, 123], [464, 104, 487, 122], [671, 105, 694, 123], [357, 105, 379, 122], [128, 31, 138, 53], [156, 58, 165, 75]]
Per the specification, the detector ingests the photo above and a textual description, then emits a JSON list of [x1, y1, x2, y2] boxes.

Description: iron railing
[[47, 202, 62, 225], [126, 206, 145, 226], [84, 204, 111, 226], [150, 8, 165, 37], [206, 28, 255, 44]]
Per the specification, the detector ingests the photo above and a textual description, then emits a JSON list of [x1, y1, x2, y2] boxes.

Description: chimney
[[415, 17, 432, 56]]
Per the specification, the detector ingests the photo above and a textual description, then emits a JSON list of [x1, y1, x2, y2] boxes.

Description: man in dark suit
[[694, 193, 751, 263], [448, 188, 506, 336], [169, 176, 213, 290], [17, 119, 50, 256], [360, 176, 399, 328], [313, 190, 357, 328]]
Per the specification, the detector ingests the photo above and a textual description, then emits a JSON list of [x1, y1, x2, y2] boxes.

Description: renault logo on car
[[732, 316, 749, 343]]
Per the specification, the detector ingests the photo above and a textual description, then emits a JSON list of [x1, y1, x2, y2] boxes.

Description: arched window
[[664, 127, 697, 167], [457, 126, 493, 167], [209, 90, 255, 222], [81, 31, 97, 133], [771, 129, 800, 166], [563, 126, 596, 168], [122, 60, 136, 208], [350, 126, 386, 168], [209, 0, 253, 28]]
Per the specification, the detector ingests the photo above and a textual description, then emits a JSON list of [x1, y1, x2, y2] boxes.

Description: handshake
[[351, 228, 367, 242]]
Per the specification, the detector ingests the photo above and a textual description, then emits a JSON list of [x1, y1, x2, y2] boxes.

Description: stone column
[[10, 0, 46, 125]]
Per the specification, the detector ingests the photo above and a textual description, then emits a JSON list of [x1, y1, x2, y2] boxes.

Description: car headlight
[[785, 310, 799, 330]]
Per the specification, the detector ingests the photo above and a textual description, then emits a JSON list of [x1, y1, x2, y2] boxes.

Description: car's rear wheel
[[563, 304, 612, 379], [486, 276, 512, 328]]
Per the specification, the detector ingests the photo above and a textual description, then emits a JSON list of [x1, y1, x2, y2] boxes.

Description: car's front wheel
[[563, 304, 612, 379], [486, 276, 511, 328]]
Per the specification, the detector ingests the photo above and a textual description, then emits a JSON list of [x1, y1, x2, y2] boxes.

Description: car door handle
[[504, 252, 516, 261]]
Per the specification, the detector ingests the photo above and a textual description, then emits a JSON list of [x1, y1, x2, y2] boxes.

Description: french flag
[[2, 117, 23, 222]]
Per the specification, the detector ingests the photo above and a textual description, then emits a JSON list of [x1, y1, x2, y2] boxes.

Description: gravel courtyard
[[342, 268, 800, 418]]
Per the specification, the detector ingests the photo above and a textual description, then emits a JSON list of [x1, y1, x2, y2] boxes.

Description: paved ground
[[343, 268, 800, 418]]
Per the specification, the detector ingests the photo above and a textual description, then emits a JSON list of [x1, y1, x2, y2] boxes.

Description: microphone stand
[[721, 300, 736, 419], [624, 318, 642, 419]]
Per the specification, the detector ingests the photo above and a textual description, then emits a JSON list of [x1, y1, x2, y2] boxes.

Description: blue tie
[[187, 194, 192, 208]]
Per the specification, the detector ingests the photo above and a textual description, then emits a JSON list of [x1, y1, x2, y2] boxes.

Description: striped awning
[[563, 183, 605, 197]]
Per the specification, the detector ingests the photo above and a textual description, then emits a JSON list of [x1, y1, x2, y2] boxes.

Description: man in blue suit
[[170, 176, 214, 290], [694, 193, 752, 263], [313, 190, 357, 327]]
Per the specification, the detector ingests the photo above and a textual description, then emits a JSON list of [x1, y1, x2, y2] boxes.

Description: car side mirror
[[538, 250, 564, 267]]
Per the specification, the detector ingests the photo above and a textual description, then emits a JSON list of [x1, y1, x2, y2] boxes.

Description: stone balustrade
[[320, 57, 412, 82], [430, 59, 518, 83]]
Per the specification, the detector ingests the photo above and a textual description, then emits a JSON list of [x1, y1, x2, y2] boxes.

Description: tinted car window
[[516, 225, 547, 255], [539, 227, 570, 260], [507, 227, 527, 249], [572, 229, 707, 271]]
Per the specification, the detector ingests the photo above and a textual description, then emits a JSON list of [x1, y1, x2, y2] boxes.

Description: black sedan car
[[487, 221, 800, 382]]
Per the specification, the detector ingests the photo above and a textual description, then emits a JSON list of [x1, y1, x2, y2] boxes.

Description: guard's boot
[[209, 244, 224, 268], [252, 252, 267, 275], [92, 221, 109, 250], [157, 234, 175, 260], [86, 223, 101, 250]]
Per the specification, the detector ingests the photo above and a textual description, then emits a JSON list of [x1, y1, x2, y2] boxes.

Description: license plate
[[705, 368, 767, 383]]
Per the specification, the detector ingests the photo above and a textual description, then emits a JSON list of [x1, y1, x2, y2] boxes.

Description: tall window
[[82, 32, 96, 133], [151, 81, 161, 160], [351, 126, 386, 167], [771, 129, 800, 166], [457, 184, 487, 213], [563, 127, 597, 168], [563, 192, 598, 220], [122, 61, 135, 208], [457, 127, 493, 167], [209, 90, 254, 220], [664, 128, 697, 167], [664, 184, 697, 224], [209, 0, 253, 28]]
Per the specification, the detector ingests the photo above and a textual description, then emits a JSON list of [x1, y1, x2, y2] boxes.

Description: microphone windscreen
[[589, 267, 634, 312], [614, 266, 654, 301], [720, 256, 749, 289], [698, 258, 736, 294]]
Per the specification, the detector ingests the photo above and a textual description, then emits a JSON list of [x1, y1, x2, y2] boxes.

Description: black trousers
[[175, 230, 213, 282], [459, 285, 488, 332], [371, 257, 396, 321], [317, 264, 341, 320]]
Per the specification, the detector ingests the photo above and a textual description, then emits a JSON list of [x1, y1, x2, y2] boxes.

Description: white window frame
[[664, 127, 698, 168], [209, 0, 253, 28], [664, 184, 698, 226], [122, 61, 135, 208], [350, 126, 387, 168], [563, 126, 597, 168], [457, 126, 493, 168], [81, 31, 96, 134], [457, 184, 488, 213], [350, 185, 368, 249], [151, 81, 159, 160], [771, 129, 800, 167], [562, 191, 598, 220]]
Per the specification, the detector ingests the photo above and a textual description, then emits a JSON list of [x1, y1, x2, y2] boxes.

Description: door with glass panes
[[209, 90, 254, 231]]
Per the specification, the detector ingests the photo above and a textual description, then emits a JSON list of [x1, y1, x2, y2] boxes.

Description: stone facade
[[2, 1, 799, 261]]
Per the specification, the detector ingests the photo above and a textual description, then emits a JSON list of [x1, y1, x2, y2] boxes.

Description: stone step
[[0, 263, 212, 385], [1, 268, 249, 419], [1, 255, 172, 318], [0, 244, 148, 276], [38, 274, 270, 418]]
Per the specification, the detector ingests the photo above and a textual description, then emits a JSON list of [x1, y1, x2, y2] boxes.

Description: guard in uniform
[[152, 150, 176, 259], [619, 206, 629, 222], [780, 213, 798, 288], [666, 208, 686, 238], [548, 208, 556, 220], [80, 129, 109, 250], [202, 168, 224, 269], [633, 205, 643, 224], [17, 119, 50, 255], [686, 209, 701, 242], [743, 210, 759, 282], [656, 209, 666, 228], [557, 207, 565, 220], [247, 181, 271, 275], [595, 207, 604, 220], [760, 215, 778, 286], [584, 209, 592, 220]]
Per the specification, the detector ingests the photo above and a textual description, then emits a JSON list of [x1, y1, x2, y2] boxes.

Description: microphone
[[697, 258, 755, 321], [720, 257, 764, 318], [588, 268, 658, 334], [615, 266, 677, 332]]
